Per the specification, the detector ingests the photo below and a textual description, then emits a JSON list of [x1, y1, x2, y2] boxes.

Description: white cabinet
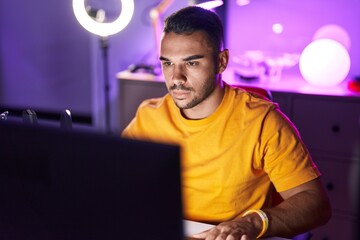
[[276, 93, 360, 240], [117, 74, 360, 239], [291, 95, 360, 157]]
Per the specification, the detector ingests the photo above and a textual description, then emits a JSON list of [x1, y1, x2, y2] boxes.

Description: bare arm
[[262, 177, 331, 238], [192, 177, 331, 240]]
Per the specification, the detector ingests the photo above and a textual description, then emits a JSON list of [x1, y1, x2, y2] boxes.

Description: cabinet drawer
[[314, 156, 359, 215], [291, 97, 360, 157]]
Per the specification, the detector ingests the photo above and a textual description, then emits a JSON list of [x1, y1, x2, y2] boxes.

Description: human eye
[[186, 61, 199, 67], [162, 61, 173, 67]]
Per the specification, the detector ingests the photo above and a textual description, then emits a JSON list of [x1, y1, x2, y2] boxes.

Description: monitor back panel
[[0, 122, 183, 240]]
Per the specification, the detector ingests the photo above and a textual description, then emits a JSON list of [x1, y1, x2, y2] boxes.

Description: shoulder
[[121, 94, 176, 142], [135, 93, 173, 113], [132, 93, 177, 128], [231, 85, 272, 103], [226, 85, 296, 132], [138, 95, 166, 109], [226, 84, 278, 115]]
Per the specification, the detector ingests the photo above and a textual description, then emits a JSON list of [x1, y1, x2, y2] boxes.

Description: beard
[[170, 79, 217, 110]]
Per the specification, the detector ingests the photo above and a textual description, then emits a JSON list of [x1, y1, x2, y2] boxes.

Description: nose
[[171, 65, 186, 85]]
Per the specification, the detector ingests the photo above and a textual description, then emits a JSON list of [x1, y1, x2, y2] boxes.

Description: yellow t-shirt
[[122, 83, 320, 223]]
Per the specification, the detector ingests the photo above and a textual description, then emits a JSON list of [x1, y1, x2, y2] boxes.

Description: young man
[[122, 6, 331, 240]]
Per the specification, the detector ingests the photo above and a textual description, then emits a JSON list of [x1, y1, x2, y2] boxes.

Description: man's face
[[160, 31, 222, 110]]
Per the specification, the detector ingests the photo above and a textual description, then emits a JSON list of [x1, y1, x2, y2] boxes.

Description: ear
[[217, 49, 229, 74]]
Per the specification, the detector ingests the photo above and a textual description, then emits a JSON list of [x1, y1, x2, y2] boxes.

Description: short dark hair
[[163, 6, 224, 53]]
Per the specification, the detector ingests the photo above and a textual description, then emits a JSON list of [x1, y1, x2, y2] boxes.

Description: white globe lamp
[[299, 39, 351, 87]]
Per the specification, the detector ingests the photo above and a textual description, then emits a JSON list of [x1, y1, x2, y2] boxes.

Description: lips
[[171, 89, 191, 99]]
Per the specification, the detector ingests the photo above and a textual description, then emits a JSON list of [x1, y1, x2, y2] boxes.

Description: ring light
[[72, 0, 134, 37], [73, 0, 134, 134]]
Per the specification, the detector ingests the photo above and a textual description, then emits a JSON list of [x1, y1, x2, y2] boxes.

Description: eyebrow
[[183, 55, 205, 61], [159, 56, 169, 61], [159, 55, 205, 62]]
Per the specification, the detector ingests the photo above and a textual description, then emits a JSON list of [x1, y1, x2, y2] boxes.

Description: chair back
[[237, 85, 272, 100]]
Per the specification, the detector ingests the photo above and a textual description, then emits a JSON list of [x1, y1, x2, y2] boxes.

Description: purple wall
[[2, 0, 357, 129], [226, 0, 360, 78], [0, 0, 92, 115], [0, 0, 186, 129]]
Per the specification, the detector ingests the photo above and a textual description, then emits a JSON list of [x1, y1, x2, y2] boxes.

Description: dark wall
[[0, 0, 187, 129], [0, 0, 92, 115]]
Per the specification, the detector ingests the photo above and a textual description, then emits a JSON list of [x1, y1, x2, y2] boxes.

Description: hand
[[191, 216, 262, 240]]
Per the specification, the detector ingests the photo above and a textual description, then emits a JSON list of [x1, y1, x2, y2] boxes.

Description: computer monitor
[[0, 121, 183, 240]]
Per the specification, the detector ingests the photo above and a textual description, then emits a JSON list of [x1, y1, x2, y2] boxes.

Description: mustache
[[169, 84, 193, 91]]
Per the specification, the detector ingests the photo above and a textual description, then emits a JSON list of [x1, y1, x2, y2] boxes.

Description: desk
[[184, 220, 290, 240]]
